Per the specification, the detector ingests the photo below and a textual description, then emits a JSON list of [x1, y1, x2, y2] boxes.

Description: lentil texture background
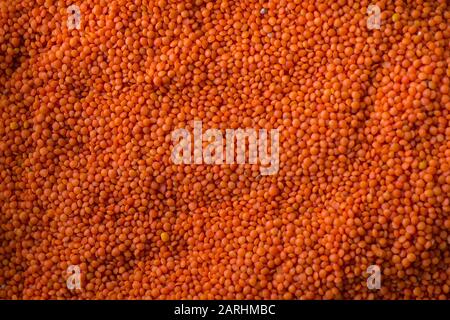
[[0, 0, 449, 300]]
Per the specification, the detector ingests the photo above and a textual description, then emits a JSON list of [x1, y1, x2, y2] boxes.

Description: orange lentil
[[0, 0, 448, 301], [160, 232, 170, 243]]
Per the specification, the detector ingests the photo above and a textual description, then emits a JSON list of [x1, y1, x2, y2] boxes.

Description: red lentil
[[0, 0, 449, 300]]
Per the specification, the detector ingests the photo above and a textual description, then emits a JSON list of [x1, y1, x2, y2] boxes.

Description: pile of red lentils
[[0, 0, 449, 300]]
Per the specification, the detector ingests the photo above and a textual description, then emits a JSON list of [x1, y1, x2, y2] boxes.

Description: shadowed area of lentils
[[0, 0, 449, 299]]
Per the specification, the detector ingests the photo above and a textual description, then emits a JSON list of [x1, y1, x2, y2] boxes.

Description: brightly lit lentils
[[0, 0, 448, 300]]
